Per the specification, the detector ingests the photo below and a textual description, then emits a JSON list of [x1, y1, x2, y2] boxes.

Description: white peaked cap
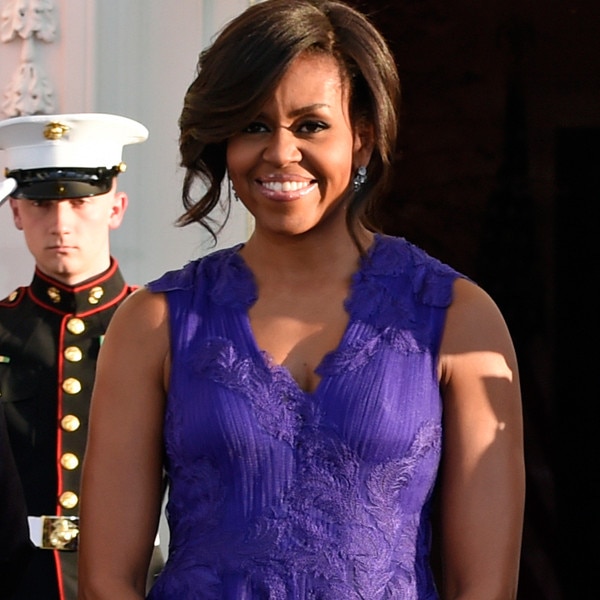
[[0, 112, 148, 171], [0, 113, 148, 206]]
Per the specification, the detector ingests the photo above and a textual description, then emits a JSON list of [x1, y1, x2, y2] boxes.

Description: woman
[[78, 1, 525, 598]]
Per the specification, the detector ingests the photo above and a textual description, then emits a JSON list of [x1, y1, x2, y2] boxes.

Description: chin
[[43, 260, 78, 281]]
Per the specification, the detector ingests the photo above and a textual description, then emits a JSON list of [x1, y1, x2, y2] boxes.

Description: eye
[[70, 198, 89, 208], [242, 121, 270, 134], [30, 199, 52, 208], [297, 120, 329, 134]]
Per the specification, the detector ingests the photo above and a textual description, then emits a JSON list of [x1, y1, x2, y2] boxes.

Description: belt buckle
[[41, 515, 79, 551]]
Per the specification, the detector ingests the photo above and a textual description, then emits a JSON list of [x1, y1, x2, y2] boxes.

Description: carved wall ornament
[[1, 0, 58, 116]]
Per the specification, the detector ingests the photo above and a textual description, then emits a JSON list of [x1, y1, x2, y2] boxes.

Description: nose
[[48, 200, 75, 234], [262, 127, 302, 166]]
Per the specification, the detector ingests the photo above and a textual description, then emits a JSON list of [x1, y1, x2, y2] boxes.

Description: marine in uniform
[[0, 113, 162, 599]]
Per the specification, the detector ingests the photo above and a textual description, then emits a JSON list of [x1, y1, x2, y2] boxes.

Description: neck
[[241, 227, 374, 284]]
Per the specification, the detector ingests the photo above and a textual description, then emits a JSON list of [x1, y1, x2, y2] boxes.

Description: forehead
[[268, 52, 350, 108], [283, 52, 346, 86]]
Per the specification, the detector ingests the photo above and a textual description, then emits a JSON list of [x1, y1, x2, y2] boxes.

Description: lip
[[47, 244, 76, 252], [256, 175, 317, 202]]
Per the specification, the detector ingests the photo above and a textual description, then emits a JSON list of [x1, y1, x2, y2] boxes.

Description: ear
[[352, 118, 375, 170], [9, 198, 23, 231], [108, 191, 128, 230]]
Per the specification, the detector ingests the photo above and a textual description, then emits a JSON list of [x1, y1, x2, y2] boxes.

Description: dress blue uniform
[[0, 260, 138, 599], [0, 112, 162, 599]]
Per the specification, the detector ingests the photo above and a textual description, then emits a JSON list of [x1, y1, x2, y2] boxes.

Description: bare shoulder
[[439, 277, 519, 385], [110, 286, 168, 329], [442, 277, 513, 351], [99, 287, 170, 382], [101, 286, 169, 349]]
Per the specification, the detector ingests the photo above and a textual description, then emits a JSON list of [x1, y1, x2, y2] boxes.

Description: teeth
[[262, 180, 310, 192]]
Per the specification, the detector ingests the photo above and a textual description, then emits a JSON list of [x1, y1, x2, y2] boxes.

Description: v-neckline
[[234, 238, 379, 395], [240, 299, 355, 396]]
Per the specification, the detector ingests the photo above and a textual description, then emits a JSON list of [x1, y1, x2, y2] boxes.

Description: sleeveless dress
[[146, 234, 463, 600]]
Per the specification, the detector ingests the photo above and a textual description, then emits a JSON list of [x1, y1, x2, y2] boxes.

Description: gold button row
[[57, 312, 92, 514]]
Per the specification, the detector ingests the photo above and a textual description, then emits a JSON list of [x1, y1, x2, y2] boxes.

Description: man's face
[[9, 181, 127, 285]]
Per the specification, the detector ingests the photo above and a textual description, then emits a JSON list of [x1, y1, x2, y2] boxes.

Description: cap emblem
[[44, 122, 70, 140]]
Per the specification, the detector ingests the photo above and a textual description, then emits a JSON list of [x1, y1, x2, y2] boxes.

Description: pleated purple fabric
[[146, 234, 463, 599]]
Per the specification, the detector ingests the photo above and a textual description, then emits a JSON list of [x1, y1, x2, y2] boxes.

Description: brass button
[[60, 453, 79, 470], [64, 346, 83, 362], [8, 290, 18, 302], [88, 286, 104, 305], [66, 318, 85, 335], [47, 287, 61, 303], [58, 491, 78, 510], [61, 414, 81, 432], [62, 378, 81, 395]]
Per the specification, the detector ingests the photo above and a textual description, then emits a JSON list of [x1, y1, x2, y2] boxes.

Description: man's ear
[[9, 198, 23, 231], [108, 191, 128, 230]]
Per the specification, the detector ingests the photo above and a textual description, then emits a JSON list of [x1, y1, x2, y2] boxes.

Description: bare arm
[[78, 288, 170, 599], [437, 278, 525, 600]]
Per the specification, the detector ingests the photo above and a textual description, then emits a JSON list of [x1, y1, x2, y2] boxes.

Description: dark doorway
[[554, 128, 600, 597]]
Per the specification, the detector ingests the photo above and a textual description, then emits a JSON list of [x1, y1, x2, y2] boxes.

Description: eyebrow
[[257, 103, 331, 120]]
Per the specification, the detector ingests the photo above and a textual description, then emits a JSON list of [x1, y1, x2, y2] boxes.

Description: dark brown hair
[[177, 0, 400, 250]]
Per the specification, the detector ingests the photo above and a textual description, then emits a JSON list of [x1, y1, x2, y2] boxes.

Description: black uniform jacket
[[0, 402, 34, 599], [0, 259, 138, 600]]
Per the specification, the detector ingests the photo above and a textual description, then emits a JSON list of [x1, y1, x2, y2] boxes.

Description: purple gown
[[146, 234, 463, 599]]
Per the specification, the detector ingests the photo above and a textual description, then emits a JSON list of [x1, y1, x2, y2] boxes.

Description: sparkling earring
[[353, 166, 367, 191]]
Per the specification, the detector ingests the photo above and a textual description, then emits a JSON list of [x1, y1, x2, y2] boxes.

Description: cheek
[[226, 140, 241, 173], [325, 147, 354, 186], [226, 140, 256, 182], [21, 225, 46, 256]]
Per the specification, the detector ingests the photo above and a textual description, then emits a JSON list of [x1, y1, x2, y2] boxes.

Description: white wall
[[0, 0, 254, 295]]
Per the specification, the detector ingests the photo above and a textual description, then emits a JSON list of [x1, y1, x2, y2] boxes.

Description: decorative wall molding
[[0, 0, 58, 116]]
